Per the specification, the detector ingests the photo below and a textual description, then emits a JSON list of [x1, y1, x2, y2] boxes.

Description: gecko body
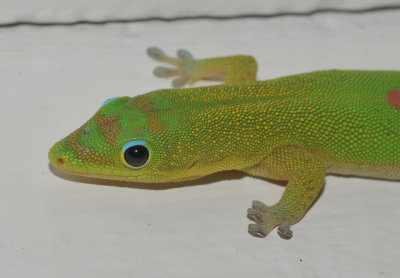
[[49, 48, 400, 238]]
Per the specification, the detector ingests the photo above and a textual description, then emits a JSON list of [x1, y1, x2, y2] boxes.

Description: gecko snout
[[48, 140, 70, 171]]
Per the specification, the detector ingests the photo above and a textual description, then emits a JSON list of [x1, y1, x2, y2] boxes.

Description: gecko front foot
[[247, 200, 293, 239], [147, 47, 197, 88]]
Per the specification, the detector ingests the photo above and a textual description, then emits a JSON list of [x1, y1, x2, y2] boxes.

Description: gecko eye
[[122, 140, 149, 168], [124, 145, 149, 167]]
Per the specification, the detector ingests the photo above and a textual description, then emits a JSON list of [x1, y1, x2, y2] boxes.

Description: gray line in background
[[1, 5, 400, 29]]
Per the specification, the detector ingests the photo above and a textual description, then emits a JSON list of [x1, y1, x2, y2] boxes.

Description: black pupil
[[124, 145, 149, 168]]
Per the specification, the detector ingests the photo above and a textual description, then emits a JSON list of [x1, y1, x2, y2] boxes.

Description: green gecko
[[49, 47, 400, 239]]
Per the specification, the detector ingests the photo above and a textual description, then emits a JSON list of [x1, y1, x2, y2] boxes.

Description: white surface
[[1, 10, 400, 278], [0, 0, 400, 23]]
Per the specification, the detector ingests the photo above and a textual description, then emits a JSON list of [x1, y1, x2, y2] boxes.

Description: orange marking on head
[[66, 125, 115, 165], [95, 114, 122, 145], [387, 90, 400, 110], [135, 96, 164, 133], [148, 115, 164, 133]]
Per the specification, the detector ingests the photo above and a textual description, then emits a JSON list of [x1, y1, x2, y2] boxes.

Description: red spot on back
[[387, 90, 400, 110]]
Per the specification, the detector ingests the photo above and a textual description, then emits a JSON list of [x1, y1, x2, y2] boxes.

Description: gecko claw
[[277, 222, 293, 239]]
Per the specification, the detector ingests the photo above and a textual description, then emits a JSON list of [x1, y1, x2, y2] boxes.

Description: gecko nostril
[[57, 158, 65, 165]]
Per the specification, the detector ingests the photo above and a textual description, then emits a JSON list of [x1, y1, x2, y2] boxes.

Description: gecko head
[[49, 94, 212, 183]]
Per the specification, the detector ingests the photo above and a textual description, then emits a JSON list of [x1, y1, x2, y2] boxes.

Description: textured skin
[[49, 48, 400, 238]]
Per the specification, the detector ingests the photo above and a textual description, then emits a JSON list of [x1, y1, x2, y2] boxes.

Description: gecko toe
[[147, 47, 167, 61], [252, 200, 269, 212], [177, 49, 194, 59], [172, 75, 190, 88], [277, 222, 293, 239], [247, 207, 268, 224], [248, 224, 269, 238], [154, 67, 182, 78]]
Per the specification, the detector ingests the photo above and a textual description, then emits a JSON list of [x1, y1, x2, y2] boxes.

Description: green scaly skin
[[49, 47, 400, 239]]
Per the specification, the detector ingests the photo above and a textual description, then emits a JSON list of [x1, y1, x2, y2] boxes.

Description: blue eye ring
[[121, 140, 150, 169], [101, 97, 120, 107]]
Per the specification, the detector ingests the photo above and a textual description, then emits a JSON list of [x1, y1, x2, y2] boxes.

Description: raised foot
[[147, 47, 197, 88], [247, 200, 293, 239]]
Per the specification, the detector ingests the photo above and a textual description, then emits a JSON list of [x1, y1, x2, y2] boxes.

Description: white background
[[1, 1, 400, 278]]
